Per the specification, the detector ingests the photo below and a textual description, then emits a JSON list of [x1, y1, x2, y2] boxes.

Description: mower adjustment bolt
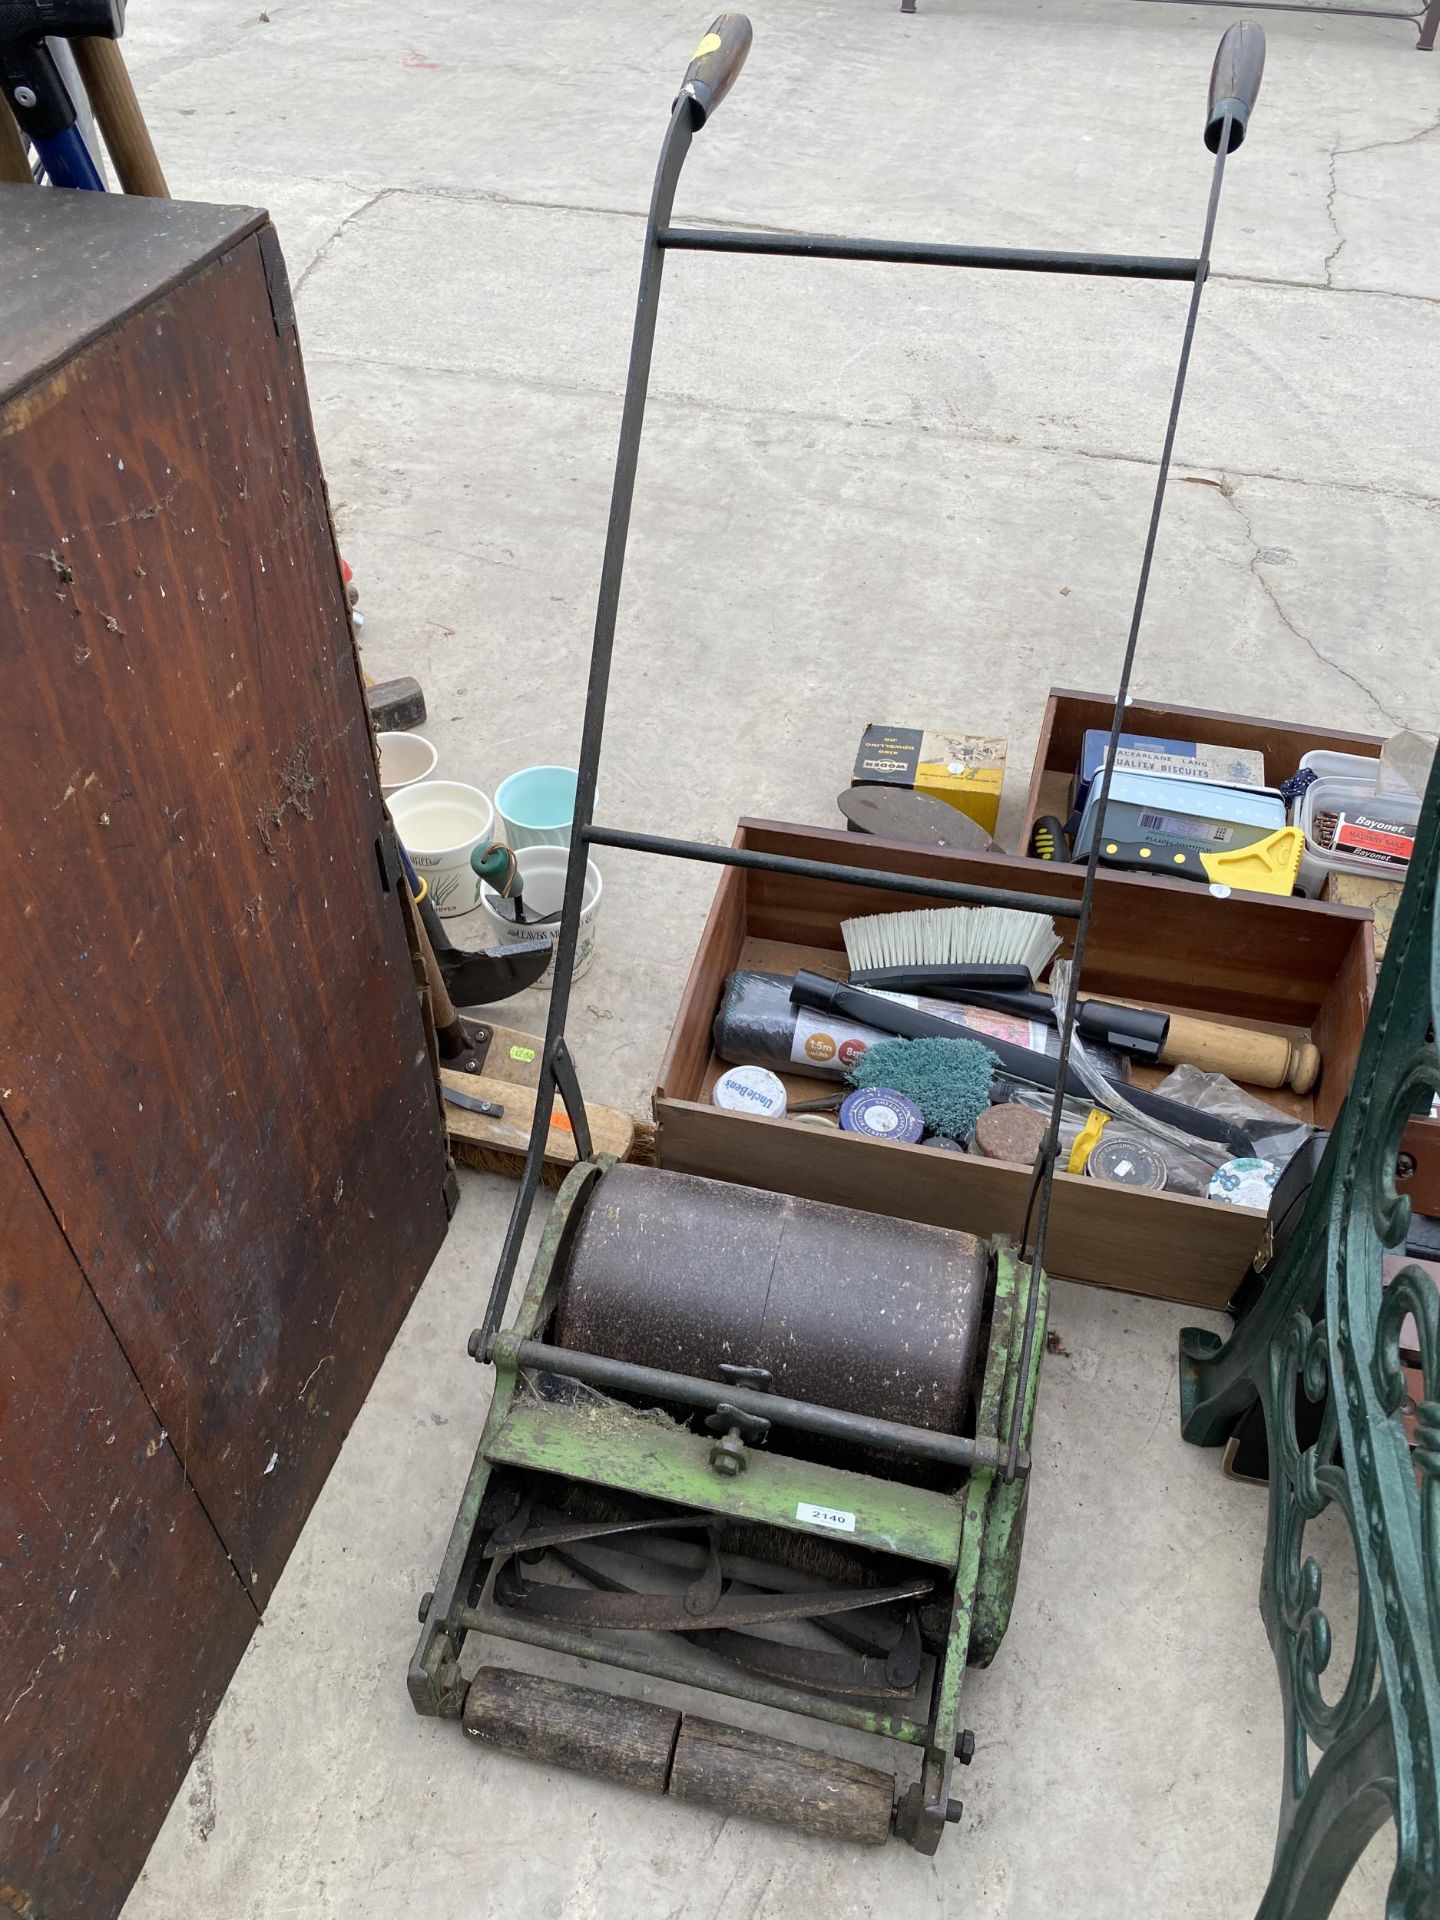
[[718, 1362, 773, 1392], [956, 1729, 976, 1765], [466, 1328, 485, 1361], [418, 1590, 433, 1624], [710, 1431, 747, 1476], [703, 1402, 770, 1476]]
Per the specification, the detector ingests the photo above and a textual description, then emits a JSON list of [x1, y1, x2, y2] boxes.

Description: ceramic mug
[[376, 730, 438, 798], [476, 845, 602, 980], [495, 765, 590, 851], [389, 779, 494, 918]]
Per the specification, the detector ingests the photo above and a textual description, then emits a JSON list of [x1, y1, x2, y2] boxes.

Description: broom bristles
[[841, 904, 1062, 979]]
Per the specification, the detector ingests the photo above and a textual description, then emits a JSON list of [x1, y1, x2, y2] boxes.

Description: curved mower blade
[[418, 894, 552, 1004], [436, 935, 553, 1006]]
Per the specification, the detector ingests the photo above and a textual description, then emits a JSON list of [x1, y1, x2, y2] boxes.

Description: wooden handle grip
[[0, 94, 30, 184], [1162, 1012, 1319, 1095], [1206, 22, 1265, 154], [71, 36, 169, 196], [677, 13, 752, 127], [398, 872, 469, 1058]]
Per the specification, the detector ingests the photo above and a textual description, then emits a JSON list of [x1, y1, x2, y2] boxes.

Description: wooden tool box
[[1020, 687, 1385, 848], [655, 820, 1374, 1312], [1021, 688, 1437, 1212], [0, 188, 450, 1919]]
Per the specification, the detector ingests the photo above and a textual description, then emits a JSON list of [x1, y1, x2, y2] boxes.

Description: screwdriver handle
[[1206, 22, 1265, 154], [676, 13, 752, 126], [1030, 814, 1068, 861]]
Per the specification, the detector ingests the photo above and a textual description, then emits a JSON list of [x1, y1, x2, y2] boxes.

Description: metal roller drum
[[552, 1166, 987, 1431]]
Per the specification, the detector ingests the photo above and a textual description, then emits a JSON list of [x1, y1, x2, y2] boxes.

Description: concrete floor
[[119, 2, 1437, 1914]]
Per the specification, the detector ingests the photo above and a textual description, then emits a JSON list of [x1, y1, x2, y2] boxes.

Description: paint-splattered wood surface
[[0, 196, 449, 1598], [0, 190, 451, 1918], [0, 1123, 256, 1920]]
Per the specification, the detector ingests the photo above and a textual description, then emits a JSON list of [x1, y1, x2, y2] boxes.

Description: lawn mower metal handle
[[1205, 21, 1264, 154], [676, 12, 752, 128], [0, 0, 122, 42]]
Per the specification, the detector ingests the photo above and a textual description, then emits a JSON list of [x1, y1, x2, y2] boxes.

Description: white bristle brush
[[841, 905, 1062, 982]]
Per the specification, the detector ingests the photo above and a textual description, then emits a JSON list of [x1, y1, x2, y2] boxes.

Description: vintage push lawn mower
[[409, 16, 1265, 1852]]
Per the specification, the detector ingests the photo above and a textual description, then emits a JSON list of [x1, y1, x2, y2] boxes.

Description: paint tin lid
[[839, 1087, 925, 1143], [1207, 1157, 1280, 1208], [1086, 1135, 1168, 1191], [711, 1064, 788, 1119]]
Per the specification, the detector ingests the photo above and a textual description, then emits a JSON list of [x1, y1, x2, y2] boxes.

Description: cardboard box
[[1325, 870, 1403, 956], [655, 819, 1375, 1312], [1021, 688, 1438, 1215], [1075, 729, 1266, 812], [1022, 688, 1381, 854], [853, 724, 1006, 835]]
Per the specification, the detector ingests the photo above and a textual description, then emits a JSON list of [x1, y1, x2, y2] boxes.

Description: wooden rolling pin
[[948, 984, 1319, 1094], [1158, 1012, 1319, 1096]]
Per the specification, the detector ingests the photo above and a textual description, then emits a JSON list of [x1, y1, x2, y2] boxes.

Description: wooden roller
[[1157, 1013, 1320, 1096], [463, 1668, 678, 1791], [668, 1717, 894, 1845], [462, 1671, 898, 1846]]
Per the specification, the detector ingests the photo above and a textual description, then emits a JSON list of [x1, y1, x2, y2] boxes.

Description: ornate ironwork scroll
[[1180, 754, 1440, 1916]]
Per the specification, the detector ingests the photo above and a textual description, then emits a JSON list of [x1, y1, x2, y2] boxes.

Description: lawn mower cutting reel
[[411, 11, 1265, 1856], [410, 1160, 1047, 1852]]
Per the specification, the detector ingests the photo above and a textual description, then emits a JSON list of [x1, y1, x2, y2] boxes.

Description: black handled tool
[[675, 12, 752, 124], [393, 835, 553, 1005], [0, 0, 120, 188], [1029, 815, 1068, 861], [860, 973, 1171, 1066], [1206, 20, 1265, 153], [849, 963, 1034, 994], [790, 972, 1253, 1154]]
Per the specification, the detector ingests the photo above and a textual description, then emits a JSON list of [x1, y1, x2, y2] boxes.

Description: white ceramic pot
[[389, 779, 494, 918], [476, 845, 602, 981], [376, 730, 438, 798]]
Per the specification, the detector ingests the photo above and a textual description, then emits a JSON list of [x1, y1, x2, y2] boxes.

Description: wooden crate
[[0, 186, 450, 1918], [1019, 686, 1381, 850], [1019, 688, 1438, 1212], [655, 820, 1375, 1313]]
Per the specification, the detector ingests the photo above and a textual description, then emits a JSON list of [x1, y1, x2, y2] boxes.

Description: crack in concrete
[[308, 343, 1440, 513], [292, 187, 399, 297], [1323, 140, 1345, 288], [234, 166, 1440, 305], [1213, 472, 1405, 730], [1215, 269, 1440, 310], [1068, 443, 1440, 512], [1321, 107, 1440, 290], [1340, 107, 1440, 158]]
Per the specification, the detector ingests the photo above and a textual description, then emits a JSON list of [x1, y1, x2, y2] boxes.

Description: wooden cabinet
[[0, 185, 450, 1917]]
